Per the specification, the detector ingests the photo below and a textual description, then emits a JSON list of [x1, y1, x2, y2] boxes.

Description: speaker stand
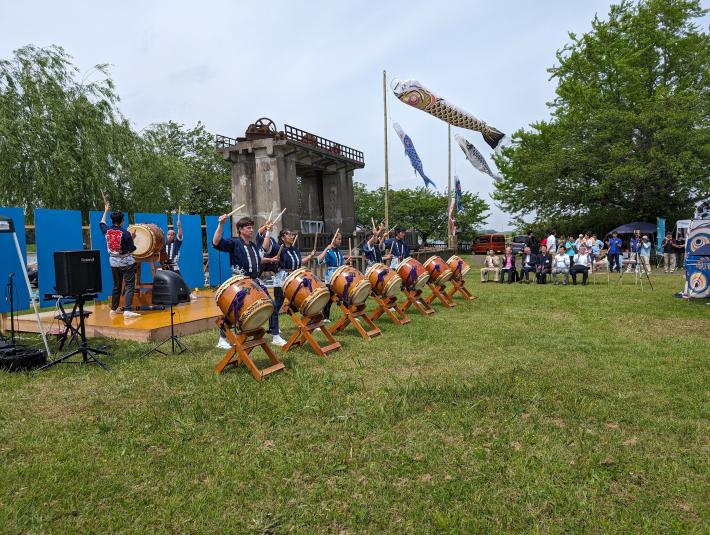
[[143, 303, 189, 356], [39, 294, 110, 372]]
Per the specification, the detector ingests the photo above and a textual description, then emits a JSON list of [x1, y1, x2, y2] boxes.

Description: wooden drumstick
[[293, 233, 299, 247], [226, 204, 246, 218], [100, 190, 107, 204], [330, 228, 340, 246], [371, 217, 377, 232], [348, 237, 352, 263], [273, 207, 287, 224], [266, 209, 273, 223], [310, 230, 319, 256]]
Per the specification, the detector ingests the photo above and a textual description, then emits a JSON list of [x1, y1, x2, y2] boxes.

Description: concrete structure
[[216, 120, 365, 238]]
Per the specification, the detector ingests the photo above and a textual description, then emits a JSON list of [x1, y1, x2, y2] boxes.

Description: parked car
[[471, 233, 506, 254], [511, 235, 527, 254]]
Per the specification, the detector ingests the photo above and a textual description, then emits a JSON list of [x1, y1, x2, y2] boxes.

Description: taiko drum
[[214, 275, 274, 332], [396, 257, 430, 291], [282, 268, 331, 316]]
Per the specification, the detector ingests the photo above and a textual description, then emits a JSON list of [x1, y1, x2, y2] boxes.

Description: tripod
[[618, 250, 653, 290], [38, 293, 111, 371], [143, 303, 189, 356]]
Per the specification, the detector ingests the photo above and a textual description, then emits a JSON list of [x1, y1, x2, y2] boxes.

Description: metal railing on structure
[[215, 134, 238, 149], [284, 124, 364, 164]]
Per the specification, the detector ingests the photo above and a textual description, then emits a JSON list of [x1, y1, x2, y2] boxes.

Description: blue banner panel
[[89, 211, 129, 301], [35, 209, 84, 306], [173, 214, 204, 290], [206, 216, 232, 287], [0, 207, 30, 313], [134, 212, 169, 284]]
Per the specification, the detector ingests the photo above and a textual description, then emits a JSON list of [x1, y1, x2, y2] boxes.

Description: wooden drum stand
[[446, 278, 476, 301], [424, 280, 456, 308], [368, 292, 410, 326], [329, 296, 382, 342], [214, 318, 285, 381], [398, 287, 435, 316], [282, 303, 341, 357]]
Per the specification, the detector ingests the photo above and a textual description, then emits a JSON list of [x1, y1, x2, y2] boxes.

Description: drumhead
[[240, 301, 275, 332], [302, 288, 331, 316], [129, 225, 154, 257], [283, 267, 308, 289], [383, 275, 402, 297], [413, 272, 430, 290], [437, 269, 454, 283], [349, 280, 372, 306], [215, 275, 247, 301], [365, 263, 386, 277], [423, 256, 435, 268]]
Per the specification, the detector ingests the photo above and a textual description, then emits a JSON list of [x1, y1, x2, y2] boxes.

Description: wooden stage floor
[[13, 289, 222, 342]]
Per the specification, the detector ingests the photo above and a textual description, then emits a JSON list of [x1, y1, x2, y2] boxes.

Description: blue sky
[[0, 0, 629, 229]]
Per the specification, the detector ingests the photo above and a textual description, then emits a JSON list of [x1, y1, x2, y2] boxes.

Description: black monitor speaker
[[152, 270, 190, 305], [54, 250, 102, 296]]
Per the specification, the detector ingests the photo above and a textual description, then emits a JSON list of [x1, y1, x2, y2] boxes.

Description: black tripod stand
[[143, 302, 189, 356], [38, 293, 111, 371]]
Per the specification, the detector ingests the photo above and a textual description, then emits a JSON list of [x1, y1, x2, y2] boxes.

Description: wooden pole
[[383, 69, 389, 231], [447, 123, 452, 250]]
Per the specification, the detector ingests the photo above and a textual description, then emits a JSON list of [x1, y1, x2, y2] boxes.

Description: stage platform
[[11, 289, 222, 343]]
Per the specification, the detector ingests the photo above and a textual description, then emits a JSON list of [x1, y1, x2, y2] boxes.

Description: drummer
[[267, 229, 316, 346], [389, 226, 410, 269], [362, 224, 392, 268], [163, 213, 183, 273], [317, 230, 350, 322], [99, 199, 140, 318], [212, 214, 267, 349]]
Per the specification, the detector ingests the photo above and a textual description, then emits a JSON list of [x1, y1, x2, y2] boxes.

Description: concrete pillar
[[322, 168, 355, 235], [231, 153, 254, 235], [300, 172, 323, 222]]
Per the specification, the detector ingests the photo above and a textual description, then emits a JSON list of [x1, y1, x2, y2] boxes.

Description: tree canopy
[[354, 182, 489, 244], [0, 45, 231, 220], [493, 0, 710, 234]]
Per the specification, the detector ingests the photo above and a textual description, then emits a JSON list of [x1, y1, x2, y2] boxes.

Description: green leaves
[[494, 0, 710, 233], [0, 46, 231, 220], [354, 182, 489, 243]]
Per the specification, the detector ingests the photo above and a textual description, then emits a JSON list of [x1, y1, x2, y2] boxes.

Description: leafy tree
[[125, 121, 231, 214], [354, 182, 489, 244], [493, 0, 710, 234], [0, 45, 136, 220]]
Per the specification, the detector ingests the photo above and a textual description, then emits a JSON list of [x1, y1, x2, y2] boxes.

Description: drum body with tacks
[[283, 268, 330, 316], [128, 223, 164, 260], [330, 266, 371, 306], [396, 257, 430, 291], [215, 275, 274, 332], [423, 256, 453, 284], [446, 255, 471, 281], [365, 263, 402, 298]]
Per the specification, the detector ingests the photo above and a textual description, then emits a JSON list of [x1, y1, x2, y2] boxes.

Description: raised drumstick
[[100, 190, 107, 204], [348, 237, 353, 263], [226, 204, 246, 218], [330, 228, 340, 246], [273, 207, 287, 224], [310, 230, 319, 255]]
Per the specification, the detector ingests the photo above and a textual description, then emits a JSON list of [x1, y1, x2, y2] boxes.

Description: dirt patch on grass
[[619, 318, 710, 339]]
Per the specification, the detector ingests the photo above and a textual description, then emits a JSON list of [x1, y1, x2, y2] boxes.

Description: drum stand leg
[[368, 294, 410, 325], [398, 289, 435, 316], [424, 282, 456, 308], [446, 280, 477, 301], [329, 300, 382, 341], [283, 309, 341, 357], [214, 319, 285, 381]]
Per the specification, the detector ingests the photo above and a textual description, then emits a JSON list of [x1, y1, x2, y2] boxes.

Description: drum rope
[[376, 269, 389, 290], [291, 277, 313, 304], [341, 272, 356, 306], [228, 288, 250, 330], [406, 266, 417, 289], [457, 260, 463, 275]]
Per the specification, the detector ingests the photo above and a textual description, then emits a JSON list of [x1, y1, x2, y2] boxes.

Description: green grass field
[[1, 263, 708, 534]]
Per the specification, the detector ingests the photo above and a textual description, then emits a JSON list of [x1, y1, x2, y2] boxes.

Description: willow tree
[[0, 45, 136, 219]]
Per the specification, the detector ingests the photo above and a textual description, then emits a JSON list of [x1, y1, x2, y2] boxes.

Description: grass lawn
[[1, 262, 708, 533]]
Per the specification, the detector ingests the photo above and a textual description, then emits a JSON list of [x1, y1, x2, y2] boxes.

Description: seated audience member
[[480, 249, 501, 282], [500, 247, 516, 284], [571, 245, 592, 285], [593, 248, 609, 271], [534, 245, 552, 284], [519, 246, 535, 283], [552, 246, 570, 285]]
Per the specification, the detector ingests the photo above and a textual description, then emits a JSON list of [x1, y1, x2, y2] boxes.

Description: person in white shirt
[[546, 230, 557, 254], [571, 246, 591, 285], [552, 246, 570, 285], [480, 249, 501, 282]]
